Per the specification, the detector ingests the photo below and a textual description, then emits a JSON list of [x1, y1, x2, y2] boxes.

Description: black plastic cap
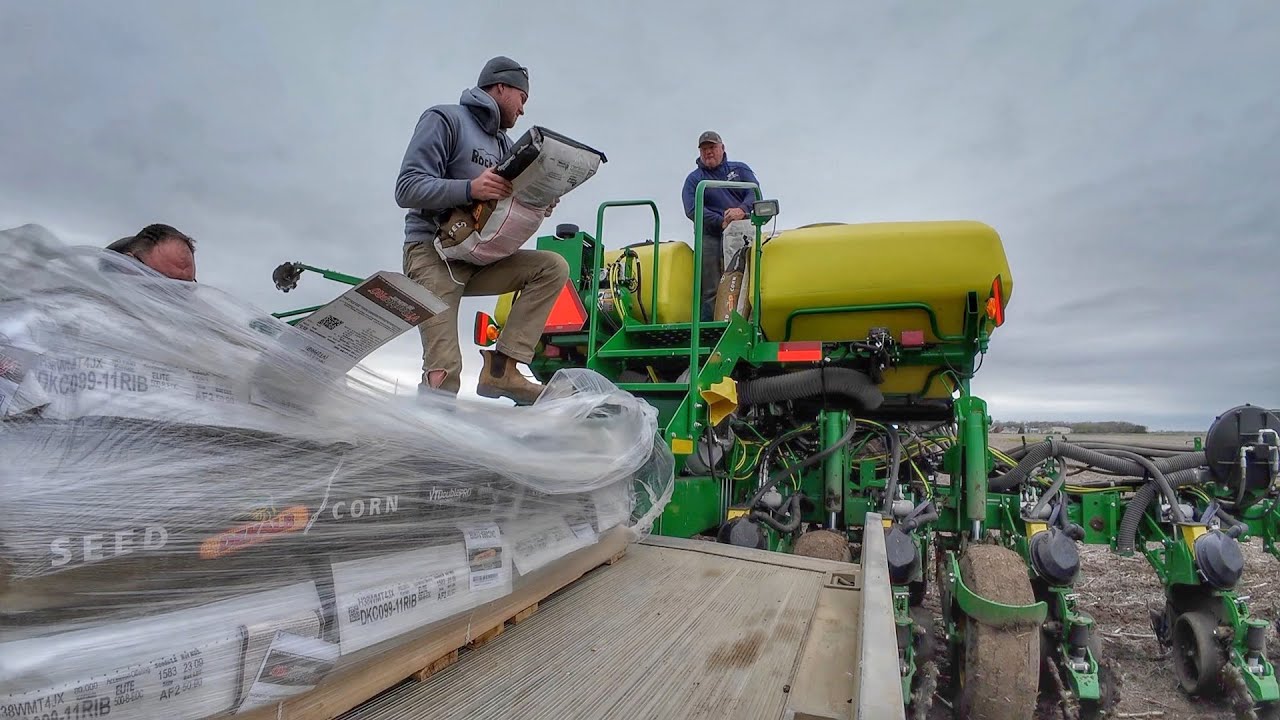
[[555, 223, 580, 239], [1030, 528, 1081, 586], [728, 518, 767, 550], [1195, 530, 1245, 589], [885, 526, 920, 585]]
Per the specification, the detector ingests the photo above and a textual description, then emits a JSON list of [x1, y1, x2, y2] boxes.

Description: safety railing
[[590, 200, 661, 359], [590, 182, 764, 439]]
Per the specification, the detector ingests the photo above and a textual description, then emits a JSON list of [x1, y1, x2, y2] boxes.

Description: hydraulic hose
[[1115, 467, 1209, 553], [1103, 449, 1185, 523], [990, 440, 1205, 491], [737, 367, 884, 411], [747, 418, 861, 510], [1211, 506, 1247, 539], [1031, 470, 1069, 518], [1072, 441, 1200, 455], [900, 500, 938, 532], [751, 493, 804, 533], [1070, 442, 1184, 458], [882, 425, 902, 514], [755, 424, 817, 490]]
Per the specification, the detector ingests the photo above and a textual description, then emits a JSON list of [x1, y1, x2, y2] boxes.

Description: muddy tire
[[954, 544, 1040, 720], [792, 529, 852, 562]]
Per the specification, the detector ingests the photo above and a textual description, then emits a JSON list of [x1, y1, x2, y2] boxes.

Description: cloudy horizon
[[2, 1, 1277, 431]]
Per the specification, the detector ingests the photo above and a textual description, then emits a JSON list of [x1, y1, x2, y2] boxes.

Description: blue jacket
[[682, 155, 760, 237]]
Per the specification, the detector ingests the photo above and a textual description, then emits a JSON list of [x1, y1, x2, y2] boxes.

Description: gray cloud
[[2, 1, 1277, 429]]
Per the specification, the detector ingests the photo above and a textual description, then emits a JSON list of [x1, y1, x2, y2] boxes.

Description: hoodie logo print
[[471, 148, 500, 168]]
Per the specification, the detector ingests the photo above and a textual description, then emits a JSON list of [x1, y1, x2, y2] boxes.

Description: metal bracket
[[949, 554, 1048, 627], [824, 571, 862, 591]]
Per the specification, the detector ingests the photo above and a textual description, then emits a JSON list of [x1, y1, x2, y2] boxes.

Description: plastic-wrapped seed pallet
[[0, 224, 674, 720]]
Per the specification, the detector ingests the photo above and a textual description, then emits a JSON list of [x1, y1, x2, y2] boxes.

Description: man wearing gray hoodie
[[396, 57, 568, 405]]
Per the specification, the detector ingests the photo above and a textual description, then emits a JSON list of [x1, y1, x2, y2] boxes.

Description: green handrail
[[782, 302, 965, 343], [591, 200, 660, 360], [691, 179, 763, 434]]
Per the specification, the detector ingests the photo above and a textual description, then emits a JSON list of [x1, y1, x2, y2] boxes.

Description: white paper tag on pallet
[[330, 543, 501, 656], [280, 271, 445, 375], [249, 271, 445, 414], [0, 582, 322, 720], [0, 630, 244, 720], [235, 631, 339, 714], [591, 483, 634, 531], [505, 515, 594, 576], [25, 353, 245, 421], [460, 522, 507, 591]]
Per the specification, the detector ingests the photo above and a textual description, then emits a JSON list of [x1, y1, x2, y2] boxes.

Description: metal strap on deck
[[856, 512, 907, 720]]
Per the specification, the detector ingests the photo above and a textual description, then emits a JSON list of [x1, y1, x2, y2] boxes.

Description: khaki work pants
[[402, 238, 569, 393]]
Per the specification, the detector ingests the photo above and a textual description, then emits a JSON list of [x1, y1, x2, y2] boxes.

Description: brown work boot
[[476, 349, 544, 405]]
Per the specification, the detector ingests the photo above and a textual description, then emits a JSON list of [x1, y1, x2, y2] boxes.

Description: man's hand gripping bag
[[436, 127, 607, 266]]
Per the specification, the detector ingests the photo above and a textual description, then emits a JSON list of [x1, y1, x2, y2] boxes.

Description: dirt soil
[[915, 433, 1280, 719]]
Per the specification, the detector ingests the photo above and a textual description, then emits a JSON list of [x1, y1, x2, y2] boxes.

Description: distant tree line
[[991, 420, 1148, 434]]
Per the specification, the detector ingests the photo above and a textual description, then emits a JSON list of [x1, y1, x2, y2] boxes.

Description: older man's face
[[138, 238, 196, 281], [699, 142, 724, 169]]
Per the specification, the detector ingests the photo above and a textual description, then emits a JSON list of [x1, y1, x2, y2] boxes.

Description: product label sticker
[[0, 630, 243, 720], [330, 543, 486, 656], [460, 522, 507, 591]]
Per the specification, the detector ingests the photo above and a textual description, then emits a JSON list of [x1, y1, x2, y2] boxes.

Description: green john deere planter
[[271, 181, 1280, 719]]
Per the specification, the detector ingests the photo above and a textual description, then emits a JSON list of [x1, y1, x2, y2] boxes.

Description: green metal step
[[623, 321, 729, 347], [617, 382, 691, 393], [596, 346, 713, 359]]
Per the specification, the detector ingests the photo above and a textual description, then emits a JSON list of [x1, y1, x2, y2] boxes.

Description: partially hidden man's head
[[478, 55, 529, 130], [107, 224, 197, 281]]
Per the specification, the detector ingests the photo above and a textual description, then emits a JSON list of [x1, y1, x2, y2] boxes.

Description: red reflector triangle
[[544, 281, 587, 333]]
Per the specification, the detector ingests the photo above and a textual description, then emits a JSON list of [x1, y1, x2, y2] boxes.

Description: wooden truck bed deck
[[340, 530, 903, 720]]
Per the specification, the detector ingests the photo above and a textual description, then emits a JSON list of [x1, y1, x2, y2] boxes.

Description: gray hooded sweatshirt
[[395, 87, 513, 242]]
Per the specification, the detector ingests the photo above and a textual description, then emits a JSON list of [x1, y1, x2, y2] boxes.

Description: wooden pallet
[[237, 528, 630, 720]]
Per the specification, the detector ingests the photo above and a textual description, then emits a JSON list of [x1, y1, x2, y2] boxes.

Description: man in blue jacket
[[681, 131, 761, 321], [395, 56, 567, 405]]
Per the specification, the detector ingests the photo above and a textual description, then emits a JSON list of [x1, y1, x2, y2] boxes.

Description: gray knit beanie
[[477, 56, 529, 94]]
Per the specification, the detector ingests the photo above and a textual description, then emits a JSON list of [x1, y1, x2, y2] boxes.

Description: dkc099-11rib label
[[329, 543, 493, 656]]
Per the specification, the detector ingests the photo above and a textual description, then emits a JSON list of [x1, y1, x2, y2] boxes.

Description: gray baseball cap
[[478, 56, 529, 94], [698, 130, 723, 146]]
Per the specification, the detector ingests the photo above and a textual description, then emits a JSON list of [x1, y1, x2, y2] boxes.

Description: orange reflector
[[473, 312, 499, 347], [544, 281, 587, 334], [777, 341, 822, 363], [986, 275, 1005, 327]]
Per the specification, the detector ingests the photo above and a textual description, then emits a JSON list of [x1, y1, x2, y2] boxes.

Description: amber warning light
[[985, 275, 1005, 327]]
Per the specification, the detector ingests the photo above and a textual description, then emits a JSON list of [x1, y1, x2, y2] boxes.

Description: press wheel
[[954, 544, 1040, 720]]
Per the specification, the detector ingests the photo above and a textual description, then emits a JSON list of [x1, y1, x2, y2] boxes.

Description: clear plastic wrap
[[0, 224, 674, 719]]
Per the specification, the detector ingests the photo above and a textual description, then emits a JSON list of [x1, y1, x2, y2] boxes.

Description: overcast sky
[[2, 1, 1277, 430]]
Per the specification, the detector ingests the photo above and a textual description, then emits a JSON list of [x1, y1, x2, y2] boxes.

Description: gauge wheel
[[1170, 609, 1226, 697]]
